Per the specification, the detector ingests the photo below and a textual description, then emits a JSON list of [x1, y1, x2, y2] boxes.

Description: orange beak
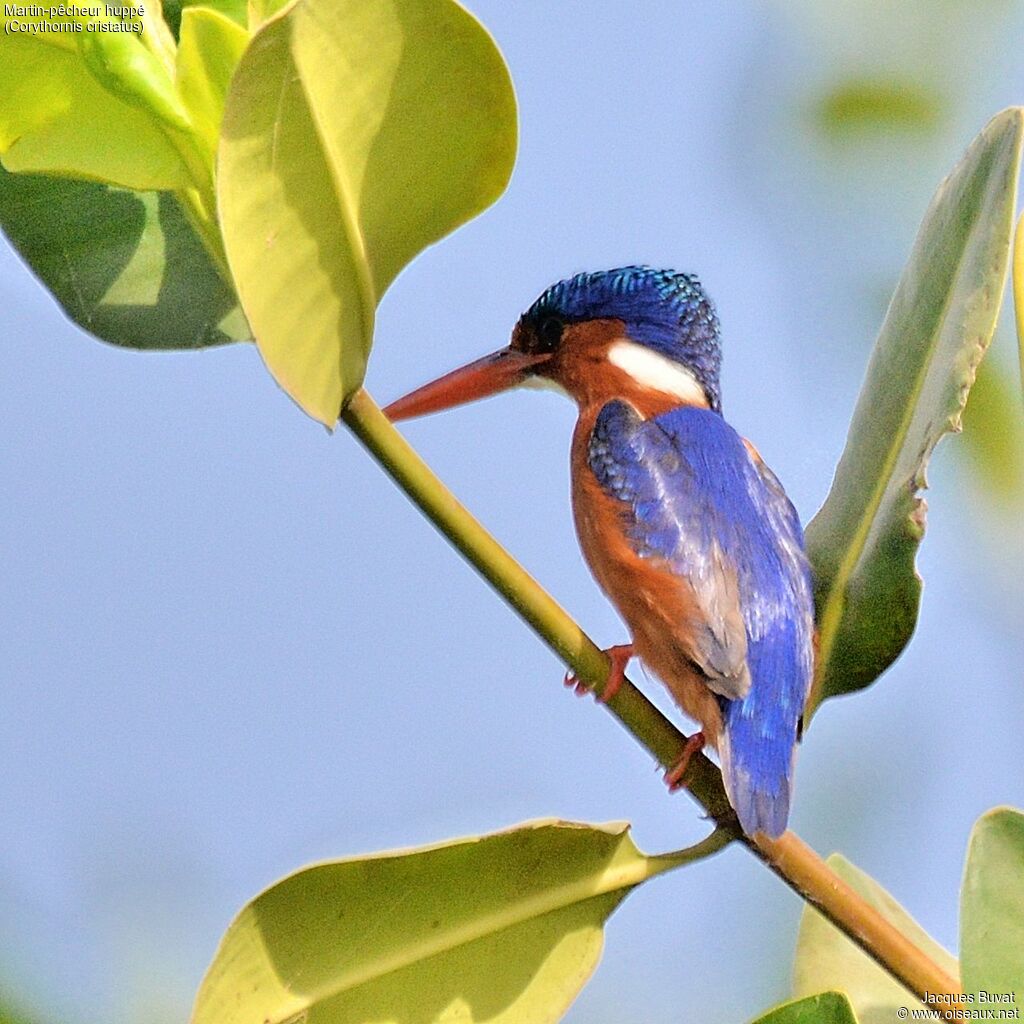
[[383, 348, 551, 422]]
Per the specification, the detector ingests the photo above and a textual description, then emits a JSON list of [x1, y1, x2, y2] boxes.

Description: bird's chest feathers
[[570, 409, 694, 627], [569, 406, 734, 740], [564, 339, 712, 566]]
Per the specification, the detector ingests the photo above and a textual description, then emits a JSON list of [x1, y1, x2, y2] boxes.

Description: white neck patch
[[521, 374, 569, 398], [607, 340, 708, 406]]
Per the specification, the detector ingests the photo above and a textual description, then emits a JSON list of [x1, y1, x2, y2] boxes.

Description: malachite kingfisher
[[384, 267, 815, 839]]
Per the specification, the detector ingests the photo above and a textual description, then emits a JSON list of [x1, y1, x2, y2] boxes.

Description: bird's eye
[[537, 316, 564, 351]]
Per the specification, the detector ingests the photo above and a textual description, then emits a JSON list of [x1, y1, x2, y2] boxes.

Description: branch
[[341, 387, 964, 1019]]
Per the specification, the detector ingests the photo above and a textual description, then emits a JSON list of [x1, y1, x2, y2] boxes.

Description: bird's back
[[573, 399, 815, 837]]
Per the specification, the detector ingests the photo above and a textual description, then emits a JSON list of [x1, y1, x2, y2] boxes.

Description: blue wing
[[588, 400, 814, 837]]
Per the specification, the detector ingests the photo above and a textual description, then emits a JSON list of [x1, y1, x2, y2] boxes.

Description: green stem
[[655, 826, 735, 871], [341, 387, 965, 1020]]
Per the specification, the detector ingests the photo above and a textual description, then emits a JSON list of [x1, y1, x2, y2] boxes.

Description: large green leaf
[[0, 22, 188, 190], [217, 0, 517, 425], [0, 169, 247, 348], [191, 820, 694, 1024], [961, 807, 1024, 1009], [753, 992, 859, 1024], [793, 854, 958, 1024], [175, 6, 249, 163], [805, 108, 1023, 715]]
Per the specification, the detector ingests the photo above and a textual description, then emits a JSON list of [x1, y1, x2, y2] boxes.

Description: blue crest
[[523, 266, 723, 410]]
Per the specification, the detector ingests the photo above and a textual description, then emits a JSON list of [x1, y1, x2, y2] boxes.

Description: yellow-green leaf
[[175, 6, 249, 162], [78, 19, 192, 132], [217, 0, 517, 425], [805, 108, 1023, 717], [1014, 214, 1024, 394], [0, 995, 41, 1024], [246, 0, 290, 28], [753, 992, 859, 1024], [961, 807, 1024, 1009], [190, 820, 690, 1024], [0, 26, 188, 189], [794, 854, 958, 1024], [817, 78, 942, 137], [959, 349, 1024, 508], [164, 0, 248, 35], [0, 169, 247, 348]]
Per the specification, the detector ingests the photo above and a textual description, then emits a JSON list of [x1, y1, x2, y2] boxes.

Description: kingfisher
[[384, 267, 815, 838]]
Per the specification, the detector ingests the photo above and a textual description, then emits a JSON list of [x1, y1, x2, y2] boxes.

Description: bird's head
[[384, 266, 722, 422]]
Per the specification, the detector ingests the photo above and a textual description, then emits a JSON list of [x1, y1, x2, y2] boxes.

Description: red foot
[[665, 731, 706, 791], [563, 643, 634, 703]]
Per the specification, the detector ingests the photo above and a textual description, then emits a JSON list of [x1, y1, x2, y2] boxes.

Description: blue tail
[[720, 616, 805, 839]]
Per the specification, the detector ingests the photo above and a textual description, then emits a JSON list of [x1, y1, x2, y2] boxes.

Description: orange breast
[[569, 408, 725, 747]]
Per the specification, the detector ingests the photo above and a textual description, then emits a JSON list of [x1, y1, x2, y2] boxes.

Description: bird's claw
[[563, 643, 634, 703], [562, 669, 590, 697], [665, 731, 706, 791]]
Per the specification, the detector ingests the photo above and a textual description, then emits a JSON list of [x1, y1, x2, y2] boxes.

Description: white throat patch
[[607, 340, 708, 406], [521, 374, 569, 398]]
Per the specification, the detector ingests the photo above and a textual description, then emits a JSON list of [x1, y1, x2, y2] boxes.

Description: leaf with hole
[[805, 107, 1023, 717]]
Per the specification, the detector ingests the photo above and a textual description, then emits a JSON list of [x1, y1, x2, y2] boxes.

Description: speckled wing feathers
[[588, 402, 750, 698], [587, 400, 815, 838]]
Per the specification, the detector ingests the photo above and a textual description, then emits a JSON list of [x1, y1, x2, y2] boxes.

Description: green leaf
[[164, 0, 248, 36], [817, 78, 942, 137], [191, 820, 690, 1024], [78, 19, 192, 132], [0, 169, 247, 348], [805, 107, 1023, 716], [753, 992, 859, 1024], [0, 24, 188, 190], [1014, 214, 1024, 395], [246, 0, 291, 27], [217, 0, 517, 425], [793, 854, 958, 1024], [959, 350, 1024, 507], [961, 807, 1024, 1009], [0, 991, 41, 1024], [175, 6, 249, 163]]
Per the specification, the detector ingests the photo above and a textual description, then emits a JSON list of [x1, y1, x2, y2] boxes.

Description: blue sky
[[3, 4, 1024, 1022]]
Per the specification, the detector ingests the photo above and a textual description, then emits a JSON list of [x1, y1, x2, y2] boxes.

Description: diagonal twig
[[342, 386, 964, 1020]]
